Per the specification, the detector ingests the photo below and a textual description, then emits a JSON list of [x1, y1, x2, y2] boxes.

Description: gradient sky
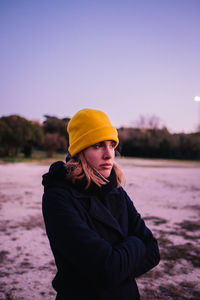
[[1, 0, 200, 133]]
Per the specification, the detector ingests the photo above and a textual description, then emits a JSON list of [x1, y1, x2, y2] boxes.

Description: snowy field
[[0, 158, 200, 300]]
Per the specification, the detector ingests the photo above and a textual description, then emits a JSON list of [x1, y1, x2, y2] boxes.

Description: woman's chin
[[99, 169, 112, 178]]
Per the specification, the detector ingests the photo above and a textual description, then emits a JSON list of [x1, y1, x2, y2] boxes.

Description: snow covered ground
[[0, 158, 200, 300]]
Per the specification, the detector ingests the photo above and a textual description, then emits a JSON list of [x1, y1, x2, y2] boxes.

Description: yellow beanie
[[67, 108, 119, 156]]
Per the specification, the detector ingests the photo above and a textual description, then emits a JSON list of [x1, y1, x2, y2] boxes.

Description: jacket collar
[[88, 194, 125, 238], [71, 167, 117, 196], [69, 186, 124, 237]]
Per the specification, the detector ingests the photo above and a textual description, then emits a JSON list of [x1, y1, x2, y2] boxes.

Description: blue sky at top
[[0, 0, 200, 132]]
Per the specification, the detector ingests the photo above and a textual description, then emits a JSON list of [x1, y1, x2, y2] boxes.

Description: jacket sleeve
[[121, 188, 160, 277], [42, 188, 147, 289]]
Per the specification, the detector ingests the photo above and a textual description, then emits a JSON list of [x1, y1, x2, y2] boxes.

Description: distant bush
[[118, 127, 199, 160], [43, 115, 69, 157], [0, 115, 44, 157], [44, 133, 67, 157]]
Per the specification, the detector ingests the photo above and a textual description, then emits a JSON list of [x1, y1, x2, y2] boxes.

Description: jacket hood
[[42, 161, 69, 191]]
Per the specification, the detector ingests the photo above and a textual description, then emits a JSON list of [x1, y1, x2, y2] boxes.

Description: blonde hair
[[65, 152, 124, 189]]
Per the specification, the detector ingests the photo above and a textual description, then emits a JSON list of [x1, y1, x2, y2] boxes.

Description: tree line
[[0, 115, 70, 158], [0, 114, 199, 160]]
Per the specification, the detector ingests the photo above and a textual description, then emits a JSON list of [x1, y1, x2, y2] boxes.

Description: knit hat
[[67, 108, 119, 156]]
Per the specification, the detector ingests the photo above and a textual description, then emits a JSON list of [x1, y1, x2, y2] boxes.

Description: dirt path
[[0, 159, 200, 299]]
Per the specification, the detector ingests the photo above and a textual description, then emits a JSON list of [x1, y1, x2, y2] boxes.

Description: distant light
[[194, 96, 200, 102]]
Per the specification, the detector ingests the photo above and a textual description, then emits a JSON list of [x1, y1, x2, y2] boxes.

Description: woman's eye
[[93, 143, 101, 149]]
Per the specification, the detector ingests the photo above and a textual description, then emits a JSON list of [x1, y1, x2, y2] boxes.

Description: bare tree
[[133, 115, 163, 130]]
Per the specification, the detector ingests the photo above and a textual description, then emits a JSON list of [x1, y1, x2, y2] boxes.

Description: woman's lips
[[100, 163, 112, 168]]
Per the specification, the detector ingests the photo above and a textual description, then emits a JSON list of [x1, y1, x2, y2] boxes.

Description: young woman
[[42, 108, 160, 300]]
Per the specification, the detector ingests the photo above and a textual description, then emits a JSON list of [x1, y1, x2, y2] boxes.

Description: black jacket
[[42, 161, 160, 300]]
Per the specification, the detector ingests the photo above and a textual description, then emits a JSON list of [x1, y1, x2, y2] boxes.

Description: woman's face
[[83, 140, 115, 178]]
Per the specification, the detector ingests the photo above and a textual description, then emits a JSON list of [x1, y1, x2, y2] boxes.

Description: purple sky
[[1, 0, 200, 133]]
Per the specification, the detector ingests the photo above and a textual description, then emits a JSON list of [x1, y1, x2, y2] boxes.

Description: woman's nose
[[103, 146, 113, 159]]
